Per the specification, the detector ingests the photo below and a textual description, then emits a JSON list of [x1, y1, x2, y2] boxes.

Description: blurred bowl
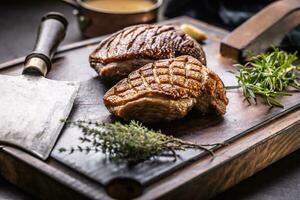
[[62, 0, 162, 37]]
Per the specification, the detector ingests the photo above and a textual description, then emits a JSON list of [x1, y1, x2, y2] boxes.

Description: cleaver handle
[[23, 12, 68, 76]]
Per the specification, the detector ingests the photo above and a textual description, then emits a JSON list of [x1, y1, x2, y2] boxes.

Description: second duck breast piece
[[89, 24, 206, 81], [103, 56, 228, 123]]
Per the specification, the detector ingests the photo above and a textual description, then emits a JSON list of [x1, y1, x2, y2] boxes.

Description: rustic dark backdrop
[[0, 0, 299, 199]]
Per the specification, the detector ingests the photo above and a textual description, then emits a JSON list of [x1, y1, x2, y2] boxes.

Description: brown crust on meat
[[89, 24, 206, 79], [111, 97, 196, 123], [103, 56, 228, 122]]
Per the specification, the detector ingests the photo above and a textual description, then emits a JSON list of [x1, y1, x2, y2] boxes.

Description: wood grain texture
[[220, 0, 300, 61], [0, 147, 112, 200], [140, 109, 300, 200], [51, 16, 300, 191], [0, 16, 299, 200]]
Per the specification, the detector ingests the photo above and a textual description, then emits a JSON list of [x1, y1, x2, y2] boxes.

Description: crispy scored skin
[[89, 24, 206, 81], [103, 56, 228, 123]]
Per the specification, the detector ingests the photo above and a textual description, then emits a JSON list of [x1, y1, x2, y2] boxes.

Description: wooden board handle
[[105, 177, 143, 199], [220, 0, 300, 61], [23, 12, 68, 76]]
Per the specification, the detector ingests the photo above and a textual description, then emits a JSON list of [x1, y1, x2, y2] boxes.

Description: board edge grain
[[0, 16, 300, 200], [138, 109, 300, 200]]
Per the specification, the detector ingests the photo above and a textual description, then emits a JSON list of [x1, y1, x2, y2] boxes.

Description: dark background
[[0, 0, 300, 199]]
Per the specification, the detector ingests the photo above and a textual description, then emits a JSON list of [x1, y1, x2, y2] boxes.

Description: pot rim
[[74, 0, 163, 15]]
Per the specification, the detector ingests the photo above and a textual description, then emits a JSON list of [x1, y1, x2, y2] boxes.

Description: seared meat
[[90, 24, 206, 81], [103, 56, 228, 123]]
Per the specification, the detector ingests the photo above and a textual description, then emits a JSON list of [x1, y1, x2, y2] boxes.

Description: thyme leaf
[[233, 48, 300, 108], [59, 120, 223, 162]]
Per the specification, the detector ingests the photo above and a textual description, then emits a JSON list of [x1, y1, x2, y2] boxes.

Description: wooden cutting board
[[0, 17, 300, 200]]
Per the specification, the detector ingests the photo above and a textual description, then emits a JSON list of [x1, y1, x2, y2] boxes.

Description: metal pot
[[62, 0, 162, 38]]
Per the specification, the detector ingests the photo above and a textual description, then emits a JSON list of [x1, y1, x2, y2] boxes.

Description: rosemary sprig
[[233, 48, 300, 107], [59, 120, 222, 162]]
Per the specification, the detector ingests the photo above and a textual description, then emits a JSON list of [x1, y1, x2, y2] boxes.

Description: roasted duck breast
[[89, 24, 206, 81], [103, 56, 228, 123]]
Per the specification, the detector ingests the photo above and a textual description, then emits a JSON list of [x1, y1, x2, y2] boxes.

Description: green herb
[[59, 120, 222, 162], [232, 48, 300, 107]]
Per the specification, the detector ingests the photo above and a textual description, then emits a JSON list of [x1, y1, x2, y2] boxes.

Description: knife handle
[[220, 0, 300, 61], [23, 12, 68, 76]]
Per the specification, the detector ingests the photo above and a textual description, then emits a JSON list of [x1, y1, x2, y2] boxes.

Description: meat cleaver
[[0, 12, 79, 160]]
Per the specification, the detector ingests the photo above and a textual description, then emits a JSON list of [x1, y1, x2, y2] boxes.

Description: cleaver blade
[[0, 75, 79, 160], [0, 12, 79, 160]]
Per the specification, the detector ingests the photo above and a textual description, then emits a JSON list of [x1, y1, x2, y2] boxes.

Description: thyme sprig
[[59, 120, 222, 162], [233, 48, 300, 107]]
